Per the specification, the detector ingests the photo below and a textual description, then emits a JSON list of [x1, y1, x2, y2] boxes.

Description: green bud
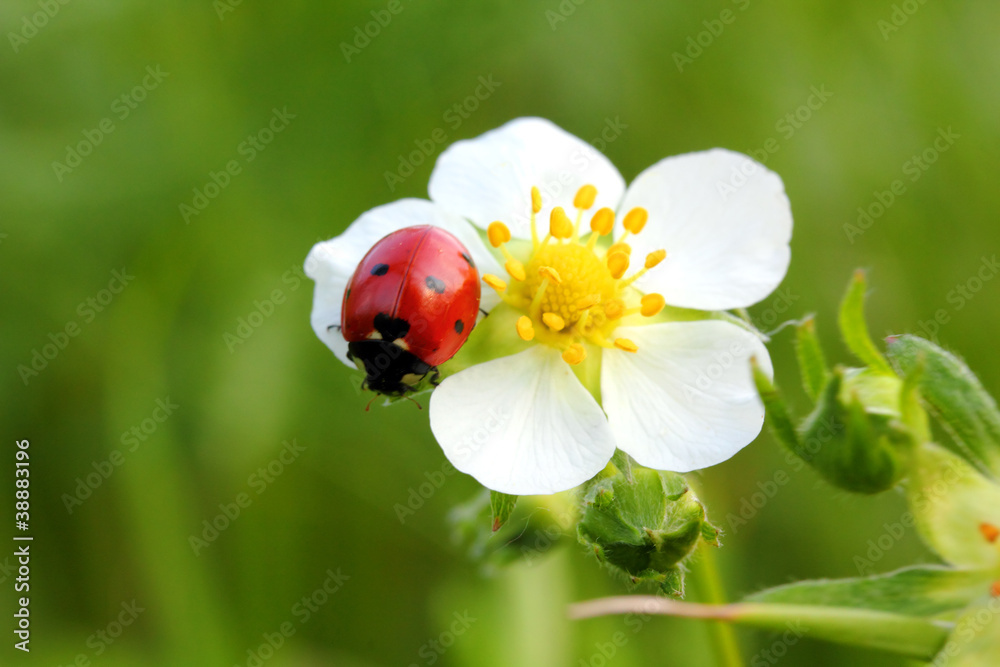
[[577, 468, 719, 596], [490, 491, 517, 532], [886, 334, 1000, 480]]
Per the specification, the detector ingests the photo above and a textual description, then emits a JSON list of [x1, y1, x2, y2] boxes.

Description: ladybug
[[337, 225, 481, 398]]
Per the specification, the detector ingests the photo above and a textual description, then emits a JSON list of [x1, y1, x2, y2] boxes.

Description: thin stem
[[693, 543, 744, 667]]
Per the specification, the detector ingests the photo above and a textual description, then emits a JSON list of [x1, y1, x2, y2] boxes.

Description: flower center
[[482, 185, 667, 365]]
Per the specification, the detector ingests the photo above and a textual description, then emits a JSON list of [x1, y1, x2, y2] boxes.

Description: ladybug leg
[[478, 308, 489, 318], [429, 368, 442, 387], [327, 324, 342, 332]]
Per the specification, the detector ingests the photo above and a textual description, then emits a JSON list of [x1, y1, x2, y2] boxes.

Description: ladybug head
[[346, 340, 438, 397]]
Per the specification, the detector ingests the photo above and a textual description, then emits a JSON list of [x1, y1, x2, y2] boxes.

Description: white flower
[[306, 118, 792, 496]]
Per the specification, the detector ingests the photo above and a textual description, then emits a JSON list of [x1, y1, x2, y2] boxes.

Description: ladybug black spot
[[460, 252, 474, 268], [454, 320, 464, 334], [371, 263, 390, 276], [373, 313, 411, 341], [425, 276, 446, 294]]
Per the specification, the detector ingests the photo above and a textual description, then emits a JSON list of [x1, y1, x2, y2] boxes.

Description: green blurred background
[[2, 0, 998, 665]]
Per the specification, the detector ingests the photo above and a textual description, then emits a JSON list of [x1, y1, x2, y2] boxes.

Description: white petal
[[305, 198, 502, 366], [601, 320, 772, 472], [618, 149, 792, 310], [429, 117, 626, 239], [429, 346, 617, 495]]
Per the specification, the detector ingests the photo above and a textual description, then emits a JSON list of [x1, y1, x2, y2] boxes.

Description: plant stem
[[693, 544, 744, 667]]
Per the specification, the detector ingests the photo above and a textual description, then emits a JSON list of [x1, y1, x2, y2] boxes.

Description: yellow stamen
[[516, 316, 535, 341], [623, 207, 648, 235], [576, 294, 600, 310], [562, 343, 587, 365], [614, 338, 639, 353], [607, 251, 630, 280], [608, 242, 632, 256], [482, 274, 507, 293], [604, 299, 625, 320], [550, 207, 574, 240], [640, 293, 665, 317], [542, 312, 566, 331], [531, 186, 542, 214], [538, 266, 562, 284], [574, 184, 597, 210], [589, 208, 615, 236], [645, 249, 667, 269], [487, 221, 511, 248], [506, 258, 526, 282]]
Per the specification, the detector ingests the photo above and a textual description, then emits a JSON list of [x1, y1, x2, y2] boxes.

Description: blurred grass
[[2, 0, 999, 665]]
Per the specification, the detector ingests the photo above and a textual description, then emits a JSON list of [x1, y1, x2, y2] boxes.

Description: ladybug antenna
[[364, 395, 379, 412]]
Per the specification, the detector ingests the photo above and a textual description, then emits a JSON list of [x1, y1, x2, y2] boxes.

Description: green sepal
[[489, 491, 518, 532], [578, 468, 716, 596], [745, 565, 993, 619], [752, 359, 802, 454], [795, 315, 830, 401], [906, 443, 1000, 569], [611, 449, 634, 483], [839, 270, 894, 376], [886, 334, 1000, 479]]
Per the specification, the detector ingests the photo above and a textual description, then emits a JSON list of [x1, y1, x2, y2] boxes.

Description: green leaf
[[745, 565, 992, 618], [906, 443, 1000, 569], [795, 315, 830, 401], [490, 490, 518, 532], [933, 595, 1000, 666], [839, 270, 894, 376], [886, 334, 1000, 480]]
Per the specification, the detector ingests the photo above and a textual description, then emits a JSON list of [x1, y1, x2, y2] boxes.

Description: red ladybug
[[338, 225, 481, 397]]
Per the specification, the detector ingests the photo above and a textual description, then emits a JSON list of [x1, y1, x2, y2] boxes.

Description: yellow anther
[[604, 299, 625, 320], [640, 293, 666, 317], [623, 207, 648, 235], [538, 265, 563, 285], [614, 338, 639, 353], [482, 274, 507, 293], [607, 251, 630, 280], [488, 221, 512, 248], [644, 249, 667, 269], [506, 258, 526, 282], [576, 294, 600, 310], [562, 343, 587, 365], [516, 316, 535, 341], [589, 208, 615, 236], [531, 186, 542, 214], [550, 207, 574, 239], [608, 242, 632, 256], [574, 184, 597, 210], [542, 312, 566, 331]]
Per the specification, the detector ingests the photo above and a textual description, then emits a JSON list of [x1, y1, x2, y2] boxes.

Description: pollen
[[550, 207, 574, 239], [531, 186, 542, 214], [574, 184, 597, 210], [488, 221, 512, 247], [539, 266, 562, 284], [590, 208, 615, 236], [607, 251, 630, 280], [604, 299, 625, 320], [516, 316, 535, 341], [614, 338, 639, 353], [641, 293, 665, 317], [992, 581, 1000, 598], [623, 207, 648, 235], [483, 274, 507, 292], [608, 242, 632, 256], [562, 343, 587, 365], [506, 258, 526, 282], [542, 312, 566, 331], [645, 249, 667, 269], [980, 522, 1000, 543]]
